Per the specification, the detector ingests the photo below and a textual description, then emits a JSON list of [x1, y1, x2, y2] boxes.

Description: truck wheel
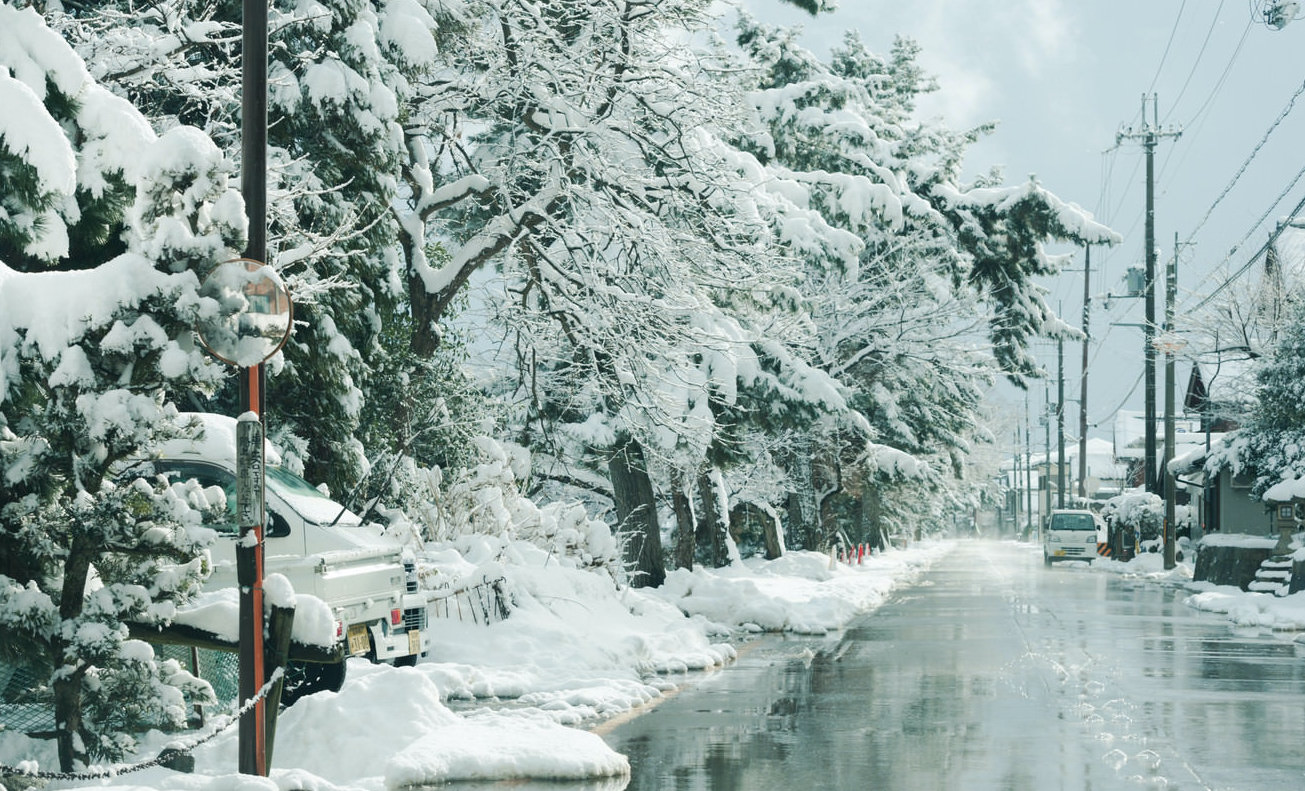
[[394, 653, 418, 667], [1044, 554, 1052, 567], [281, 660, 346, 706]]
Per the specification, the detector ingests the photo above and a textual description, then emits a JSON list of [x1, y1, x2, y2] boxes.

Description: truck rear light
[[390, 608, 402, 626], [335, 620, 344, 639]]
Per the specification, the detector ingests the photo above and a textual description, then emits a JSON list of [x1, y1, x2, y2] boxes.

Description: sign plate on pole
[[236, 419, 264, 528]]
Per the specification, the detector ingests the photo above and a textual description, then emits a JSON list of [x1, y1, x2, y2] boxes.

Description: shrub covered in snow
[[0, 7, 242, 770], [1101, 491, 1194, 541]]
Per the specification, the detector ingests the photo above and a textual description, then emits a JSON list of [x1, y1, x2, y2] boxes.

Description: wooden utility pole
[[1043, 386, 1051, 527], [1117, 94, 1180, 494], [1025, 394, 1034, 537], [1163, 233, 1179, 570], [1013, 428, 1022, 535], [1079, 245, 1091, 499], [1057, 336, 1066, 509]]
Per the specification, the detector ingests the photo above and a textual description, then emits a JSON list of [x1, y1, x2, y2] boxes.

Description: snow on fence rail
[[426, 576, 511, 625]]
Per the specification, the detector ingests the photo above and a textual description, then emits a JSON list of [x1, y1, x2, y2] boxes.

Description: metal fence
[[2, 580, 511, 738], [157, 644, 241, 709], [0, 646, 240, 740], [427, 576, 511, 625], [0, 661, 53, 736]]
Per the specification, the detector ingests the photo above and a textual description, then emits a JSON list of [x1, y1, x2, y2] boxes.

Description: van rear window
[[1050, 514, 1096, 531]]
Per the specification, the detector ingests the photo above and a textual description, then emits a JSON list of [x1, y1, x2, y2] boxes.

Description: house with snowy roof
[[1112, 410, 1206, 490], [1167, 221, 1305, 539]]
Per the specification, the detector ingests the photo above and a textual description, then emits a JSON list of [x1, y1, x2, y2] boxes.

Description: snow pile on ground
[[1094, 549, 1195, 583], [654, 543, 951, 634], [1094, 534, 1305, 632], [1183, 542, 1305, 632], [1050, 534, 1305, 633], [1184, 583, 1305, 630], [386, 712, 629, 787], [3, 540, 949, 790]]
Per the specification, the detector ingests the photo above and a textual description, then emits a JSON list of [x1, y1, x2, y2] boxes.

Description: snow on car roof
[[156, 411, 283, 466]]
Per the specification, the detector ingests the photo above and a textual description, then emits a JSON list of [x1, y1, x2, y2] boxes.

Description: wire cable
[[1091, 370, 1145, 428], [1184, 74, 1305, 243], [1148, 0, 1189, 95], [1183, 180, 1305, 314], [1164, 0, 1228, 120], [1157, 17, 1254, 187], [1177, 17, 1252, 126]]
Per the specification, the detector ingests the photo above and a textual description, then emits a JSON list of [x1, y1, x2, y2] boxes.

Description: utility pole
[[1025, 394, 1034, 538], [1013, 428, 1022, 535], [1043, 385, 1052, 525], [1057, 336, 1066, 509], [1117, 94, 1181, 494], [1163, 233, 1179, 569], [239, 0, 269, 775], [1079, 245, 1091, 499]]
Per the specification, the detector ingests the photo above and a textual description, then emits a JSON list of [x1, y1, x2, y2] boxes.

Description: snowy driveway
[[591, 541, 1305, 790]]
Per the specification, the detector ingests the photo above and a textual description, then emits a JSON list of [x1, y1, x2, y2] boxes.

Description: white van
[[1043, 509, 1105, 566]]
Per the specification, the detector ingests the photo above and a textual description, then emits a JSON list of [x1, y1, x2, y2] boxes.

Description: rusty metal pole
[[238, 0, 269, 774], [235, 412, 266, 775]]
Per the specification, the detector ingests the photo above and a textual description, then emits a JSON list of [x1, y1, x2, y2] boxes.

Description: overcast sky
[[738, 0, 1305, 445]]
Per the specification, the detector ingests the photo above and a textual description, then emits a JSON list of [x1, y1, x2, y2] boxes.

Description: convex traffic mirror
[[196, 259, 292, 367]]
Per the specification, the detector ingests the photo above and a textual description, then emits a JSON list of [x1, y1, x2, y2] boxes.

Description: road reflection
[[597, 541, 1305, 790]]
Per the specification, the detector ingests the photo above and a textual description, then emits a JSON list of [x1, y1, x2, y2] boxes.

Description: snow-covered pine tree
[[53, 0, 471, 497], [0, 6, 241, 770], [1209, 303, 1305, 497], [733, 19, 1119, 542]]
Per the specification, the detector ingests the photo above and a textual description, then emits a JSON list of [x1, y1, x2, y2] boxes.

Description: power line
[[1177, 18, 1253, 125], [1148, 0, 1189, 95], [1184, 74, 1305, 243], [1163, 0, 1228, 120], [1091, 370, 1145, 428], [1156, 17, 1254, 188], [1183, 181, 1305, 314]]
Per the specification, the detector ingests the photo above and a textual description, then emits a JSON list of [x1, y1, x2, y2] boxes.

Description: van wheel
[[281, 660, 346, 706]]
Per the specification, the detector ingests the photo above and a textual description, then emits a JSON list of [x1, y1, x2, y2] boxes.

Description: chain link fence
[[0, 662, 53, 736], [1, 646, 240, 743], [2, 579, 510, 741]]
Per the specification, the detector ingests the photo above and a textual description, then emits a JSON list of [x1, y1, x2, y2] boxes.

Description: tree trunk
[[817, 487, 838, 549], [671, 468, 695, 571], [54, 540, 93, 771], [608, 439, 665, 587], [862, 485, 887, 552], [785, 492, 805, 551], [697, 470, 726, 568], [784, 439, 818, 551], [761, 505, 785, 560]]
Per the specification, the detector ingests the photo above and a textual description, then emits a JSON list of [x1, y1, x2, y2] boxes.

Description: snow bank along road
[[2, 541, 949, 789]]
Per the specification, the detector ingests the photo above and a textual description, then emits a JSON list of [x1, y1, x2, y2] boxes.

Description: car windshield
[[1051, 513, 1097, 531], [265, 466, 361, 526]]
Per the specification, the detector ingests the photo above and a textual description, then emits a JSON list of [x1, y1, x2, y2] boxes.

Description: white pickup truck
[[139, 413, 430, 693]]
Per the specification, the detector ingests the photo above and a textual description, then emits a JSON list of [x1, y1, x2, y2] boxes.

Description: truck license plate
[[1054, 550, 1066, 557], [347, 623, 370, 656], [408, 629, 421, 655]]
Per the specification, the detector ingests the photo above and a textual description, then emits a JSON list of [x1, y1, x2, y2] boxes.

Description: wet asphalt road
[[599, 540, 1305, 791]]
